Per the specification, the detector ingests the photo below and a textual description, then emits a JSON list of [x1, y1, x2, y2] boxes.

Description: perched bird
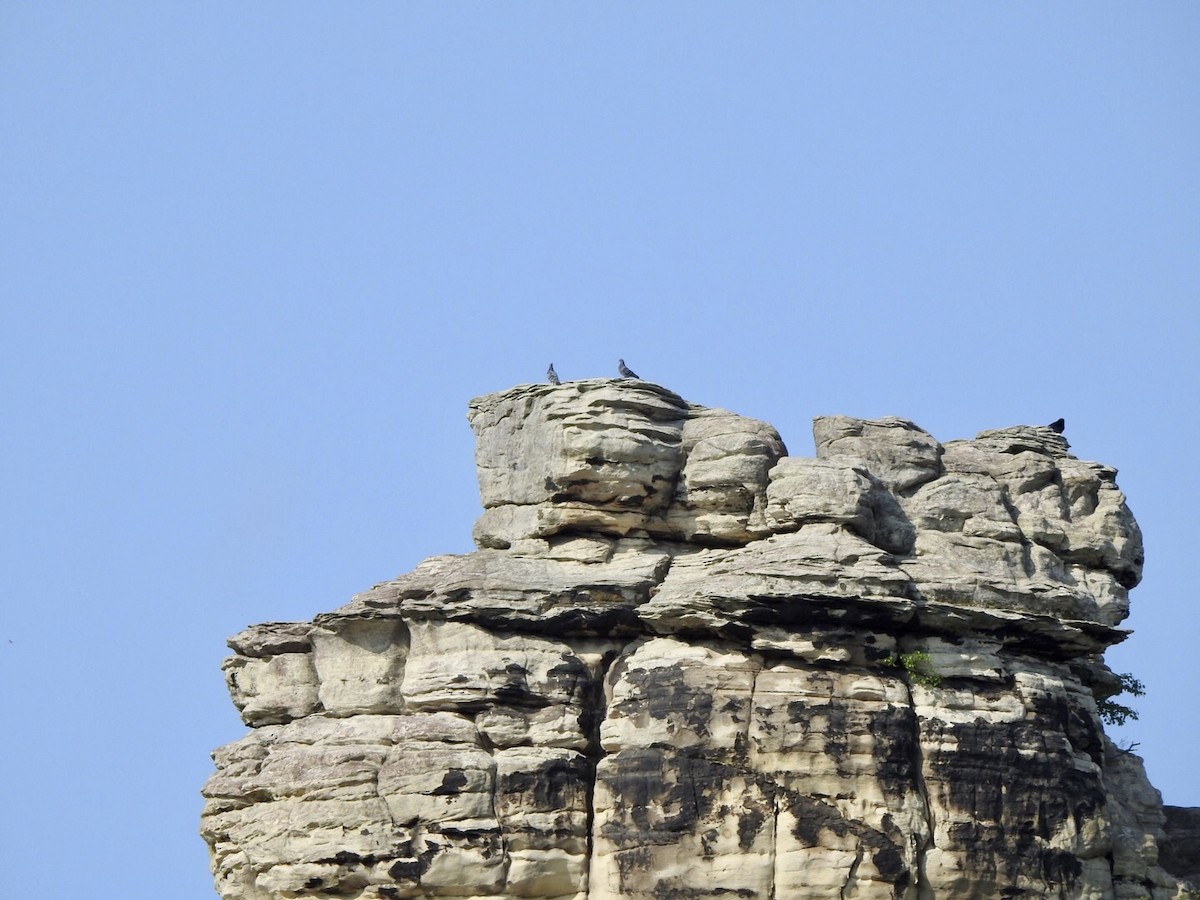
[[617, 358, 640, 379], [1048, 418, 1065, 434], [547, 363, 561, 385]]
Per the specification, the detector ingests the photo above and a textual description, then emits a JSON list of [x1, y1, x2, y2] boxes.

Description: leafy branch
[[1096, 672, 1144, 727], [887, 649, 942, 688]]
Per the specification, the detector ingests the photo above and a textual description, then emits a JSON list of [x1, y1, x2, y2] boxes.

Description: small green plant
[[1096, 672, 1145, 727], [887, 649, 942, 688]]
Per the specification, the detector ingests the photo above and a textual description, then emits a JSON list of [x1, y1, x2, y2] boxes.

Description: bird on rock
[[1048, 418, 1065, 434], [547, 363, 561, 385], [617, 358, 640, 379]]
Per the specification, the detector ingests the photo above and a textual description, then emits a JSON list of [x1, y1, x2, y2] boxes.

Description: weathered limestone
[[342, 538, 672, 636], [1161, 807, 1200, 889], [664, 406, 787, 544], [223, 624, 320, 726], [813, 415, 944, 493], [468, 380, 785, 549], [203, 379, 1193, 899], [468, 380, 690, 549]]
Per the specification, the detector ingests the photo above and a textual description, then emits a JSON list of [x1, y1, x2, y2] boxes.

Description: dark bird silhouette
[[547, 363, 561, 385], [1048, 418, 1065, 434], [617, 358, 640, 379]]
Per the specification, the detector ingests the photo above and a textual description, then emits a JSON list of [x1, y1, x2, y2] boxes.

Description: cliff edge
[[201, 379, 1192, 899]]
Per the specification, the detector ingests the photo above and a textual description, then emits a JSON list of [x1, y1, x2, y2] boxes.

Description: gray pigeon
[[1048, 418, 1065, 434], [547, 363, 561, 385], [617, 358, 640, 379]]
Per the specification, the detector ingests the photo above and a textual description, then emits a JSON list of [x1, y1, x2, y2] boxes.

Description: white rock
[[664, 406, 786, 543], [223, 652, 319, 726], [813, 414, 943, 492], [763, 457, 878, 536], [311, 617, 408, 716]]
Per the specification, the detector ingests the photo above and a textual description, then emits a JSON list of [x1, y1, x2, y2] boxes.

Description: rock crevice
[[202, 379, 1191, 899]]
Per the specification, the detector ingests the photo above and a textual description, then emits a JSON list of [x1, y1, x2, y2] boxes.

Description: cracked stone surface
[[202, 379, 1195, 899]]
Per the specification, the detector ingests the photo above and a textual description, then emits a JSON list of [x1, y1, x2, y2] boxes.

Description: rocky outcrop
[[202, 378, 1192, 899], [1161, 807, 1200, 889]]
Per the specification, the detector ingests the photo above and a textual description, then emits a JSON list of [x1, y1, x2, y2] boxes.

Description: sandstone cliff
[[202, 379, 1192, 899]]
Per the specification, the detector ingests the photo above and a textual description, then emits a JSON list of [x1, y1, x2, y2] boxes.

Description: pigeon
[[1048, 418, 1065, 434], [547, 363, 561, 385], [617, 358, 640, 379]]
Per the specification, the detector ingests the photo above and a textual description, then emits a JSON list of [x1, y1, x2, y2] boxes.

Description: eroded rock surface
[[203, 379, 1192, 899]]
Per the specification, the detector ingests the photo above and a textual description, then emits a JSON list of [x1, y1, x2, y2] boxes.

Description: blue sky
[[2, 4, 1197, 897]]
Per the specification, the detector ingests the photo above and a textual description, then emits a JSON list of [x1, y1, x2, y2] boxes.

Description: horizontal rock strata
[[203, 378, 1191, 899]]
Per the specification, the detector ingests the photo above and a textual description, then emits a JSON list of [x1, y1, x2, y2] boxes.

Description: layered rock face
[[202, 379, 1191, 899]]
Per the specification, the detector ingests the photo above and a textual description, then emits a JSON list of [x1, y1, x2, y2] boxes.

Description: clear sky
[[2, 4, 1197, 897]]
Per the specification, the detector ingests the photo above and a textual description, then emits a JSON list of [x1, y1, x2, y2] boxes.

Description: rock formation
[[201, 379, 1194, 899]]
